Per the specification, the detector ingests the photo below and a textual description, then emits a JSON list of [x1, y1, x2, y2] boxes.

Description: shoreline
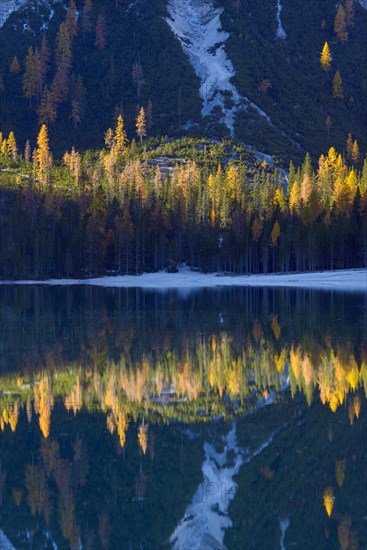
[[0, 268, 366, 290]]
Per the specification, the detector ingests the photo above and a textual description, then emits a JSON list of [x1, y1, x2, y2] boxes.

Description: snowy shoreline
[[0, 268, 366, 291]]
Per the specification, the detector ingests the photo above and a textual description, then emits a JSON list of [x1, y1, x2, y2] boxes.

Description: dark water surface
[[0, 286, 366, 549]]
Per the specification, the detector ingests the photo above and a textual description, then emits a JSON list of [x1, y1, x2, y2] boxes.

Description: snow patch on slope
[[276, 0, 287, 39], [0, 0, 28, 27], [358, 0, 367, 9], [166, 0, 271, 135]]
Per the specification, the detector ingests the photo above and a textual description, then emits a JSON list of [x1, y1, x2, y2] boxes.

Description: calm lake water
[[0, 286, 366, 549]]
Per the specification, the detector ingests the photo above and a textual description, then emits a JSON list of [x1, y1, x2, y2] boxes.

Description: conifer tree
[[332, 71, 344, 100], [351, 140, 360, 164], [81, 0, 93, 38], [36, 124, 51, 188], [9, 56, 20, 73], [95, 14, 107, 50], [320, 42, 331, 72], [38, 86, 57, 125], [23, 47, 37, 106], [136, 107, 147, 144], [40, 37, 50, 82], [346, 133, 353, 161], [344, 0, 355, 28], [7, 132, 17, 161], [114, 115, 128, 156], [334, 5, 348, 41]]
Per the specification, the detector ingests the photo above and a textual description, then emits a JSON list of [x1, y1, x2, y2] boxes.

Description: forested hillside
[[0, 0, 366, 162], [0, 125, 366, 278]]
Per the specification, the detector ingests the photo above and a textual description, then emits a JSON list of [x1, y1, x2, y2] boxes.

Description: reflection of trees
[[1, 321, 367, 449]]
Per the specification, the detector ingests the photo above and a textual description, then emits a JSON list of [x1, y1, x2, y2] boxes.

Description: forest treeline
[[0, 125, 366, 278]]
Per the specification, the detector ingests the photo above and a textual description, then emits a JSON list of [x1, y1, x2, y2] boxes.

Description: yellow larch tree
[[320, 42, 332, 72], [114, 114, 128, 157], [136, 106, 147, 144], [36, 124, 51, 188]]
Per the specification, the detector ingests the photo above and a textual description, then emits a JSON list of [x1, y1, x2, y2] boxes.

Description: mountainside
[[0, 0, 366, 163]]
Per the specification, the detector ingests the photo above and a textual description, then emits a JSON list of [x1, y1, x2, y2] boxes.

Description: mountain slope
[[0, 0, 366, 162]]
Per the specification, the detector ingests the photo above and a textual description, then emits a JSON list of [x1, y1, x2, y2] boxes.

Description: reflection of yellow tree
[[138, 420, 148, 455], [323, 486, 335, 516], [36, 375, 54, 438], [335, 459, 347, 487]]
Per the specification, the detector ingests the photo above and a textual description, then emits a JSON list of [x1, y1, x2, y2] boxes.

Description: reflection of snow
[[169, 421, 281, 549], [276, 0, 287, 39], [169, 424, 243, 550], [5, 267, 367, 291], [279, 517, 290, 550], [0, 530, 16, 550], [166, 0, 271, 135]]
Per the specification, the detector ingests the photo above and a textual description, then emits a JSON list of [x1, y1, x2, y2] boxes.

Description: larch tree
[[136, 107, 147, 144], [332, 71, 344, 100], [36, 124, 51, 188], [7, 131, 17, 161], [114, 114, 128, 156], [334, 5, 348, 41], [320, 42, 332, 72], [351, 140, 360, 164]]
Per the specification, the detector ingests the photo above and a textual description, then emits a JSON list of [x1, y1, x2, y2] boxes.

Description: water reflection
[[0, 286, 366, 549]]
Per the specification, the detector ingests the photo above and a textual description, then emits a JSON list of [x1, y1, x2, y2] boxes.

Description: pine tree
[[95, 14, 107, 49], [136, 107, 147, 144], [40, 37, 50, 82], [334, 5, 348, 41], [23, 47, 37, 105], [320, 42, 331, 72], [81, 0, 93, 38], [344, 0, 355, 28], [9, 56, 20, 73], [38, 86, 57, 125], [332, 70, 344, 100], [66, 0, 78, 39]]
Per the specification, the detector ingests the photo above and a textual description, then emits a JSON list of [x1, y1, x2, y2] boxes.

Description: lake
[[0, 285, 366, 549]]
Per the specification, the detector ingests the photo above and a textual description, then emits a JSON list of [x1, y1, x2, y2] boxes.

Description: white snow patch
[[358, 0, 367, 9], [0, 0, 28, 27], [2, 268, 366, 291], [276, 0, 287, 39], [279, 517, 290, 549], [166, 0, 271, 134], [0, 530, 16, 550]]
